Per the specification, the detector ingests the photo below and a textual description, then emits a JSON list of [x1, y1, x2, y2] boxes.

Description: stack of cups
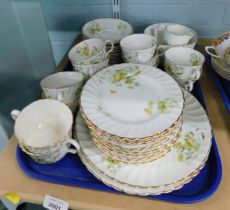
[[120, 34, 163, 66], [40, 71, 84, 113], [11, 100, 80, 164], [68, 38, 113, 79]]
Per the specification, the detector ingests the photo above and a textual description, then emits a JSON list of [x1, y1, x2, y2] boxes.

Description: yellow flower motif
[[144, 108, 153, 117]]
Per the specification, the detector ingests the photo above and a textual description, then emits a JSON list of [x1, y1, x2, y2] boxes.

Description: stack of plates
[[80, 64, 185, 163], [82, 18, 133, 65], [211, 57, 230, 80], [75, 89, 212, 195]]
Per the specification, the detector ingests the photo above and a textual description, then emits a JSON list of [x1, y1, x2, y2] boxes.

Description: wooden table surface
[[0, 38, 230, 210]]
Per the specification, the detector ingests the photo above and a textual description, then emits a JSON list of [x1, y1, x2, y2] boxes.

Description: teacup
[[164, 47, 204, 91], [205, 31, 230, 66], [40, 71, 84, 104], [11, 99, 80, 164], [120, 34, 158, 64], [68, 38, 113, 65], [73, 57, 109, 78], [164, 24, 193, 46]]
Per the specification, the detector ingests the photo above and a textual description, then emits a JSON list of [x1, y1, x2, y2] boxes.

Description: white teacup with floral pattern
[[68, 38, 113, 65], [164, 47, 204, 91], [164, 24, 193, 46], [120, 34, 158, 64], [73, 57, 109, 79], [205, 31, 230, 66], [40, 71, 84, 104], [11, 99, 80, 164]]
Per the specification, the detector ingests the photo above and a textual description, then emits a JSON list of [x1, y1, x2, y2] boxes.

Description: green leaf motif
[[110, 89, 116, 95], [87, 23, 101, 35], [147, 100, 154, 108]]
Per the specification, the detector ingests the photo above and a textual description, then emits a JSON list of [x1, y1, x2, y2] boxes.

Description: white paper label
[[43, 195, 69, 210]]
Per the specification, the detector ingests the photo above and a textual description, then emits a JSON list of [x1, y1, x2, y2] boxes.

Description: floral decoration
[[76, 43, 98, 58], [165, 61, 183, 78], [213, 32, 230, 47], [174, 128, 205, 162], [143, 99, 177, 117], [117, 22, 128, 30], [104, 157, 120, 173], [87, 23, 101, 35], [190, 53, 202, 66], [109, 65, 141, 92]]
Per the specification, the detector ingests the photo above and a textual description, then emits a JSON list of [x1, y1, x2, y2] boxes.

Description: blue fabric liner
[[206, 55, 230, 114], [16, 79, 222, 204]]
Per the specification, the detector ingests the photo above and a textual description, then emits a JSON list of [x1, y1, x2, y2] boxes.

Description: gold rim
[[78, 143, 211, 190], [80, 106, 184, 145]]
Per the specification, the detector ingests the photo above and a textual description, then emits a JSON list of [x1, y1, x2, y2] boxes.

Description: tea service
[[11, 19, 214, 196]]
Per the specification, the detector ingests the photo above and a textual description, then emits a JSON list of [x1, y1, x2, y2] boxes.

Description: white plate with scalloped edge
[[75, 90, 212, 195], [80, 64, 184, 138]]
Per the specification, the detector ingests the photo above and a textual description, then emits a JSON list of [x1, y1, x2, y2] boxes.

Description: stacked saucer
[[82, 18, 133, 64], [211, 57, 230, 80], [80, 64, 184, 163]]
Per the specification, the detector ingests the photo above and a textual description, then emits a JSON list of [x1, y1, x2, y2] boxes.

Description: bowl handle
[[10, 110, 21, 120], [205, 46, 220, 58]]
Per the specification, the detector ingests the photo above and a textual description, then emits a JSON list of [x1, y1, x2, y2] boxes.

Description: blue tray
[[16, 82, 222, 204], [206, 55, 230, 114]]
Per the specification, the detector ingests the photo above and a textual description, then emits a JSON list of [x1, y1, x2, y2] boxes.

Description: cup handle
[[57, 90, 64, 101], [105, 40, 114, 56], [11, 110, 21, 120], [205, 46, 220, 59], [190, 67, 201, 80], [138, 51, 151, 63], [184, 80, 194, 92], [66, 138, 80, 154]]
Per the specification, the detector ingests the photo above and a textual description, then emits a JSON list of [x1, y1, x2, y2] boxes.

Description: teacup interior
[[166, 47, 204, 66], [15, 99, 72, 147], [41, 72, 83, 89], [167, 24, 193, 36], [121, 34, 155, 50]]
